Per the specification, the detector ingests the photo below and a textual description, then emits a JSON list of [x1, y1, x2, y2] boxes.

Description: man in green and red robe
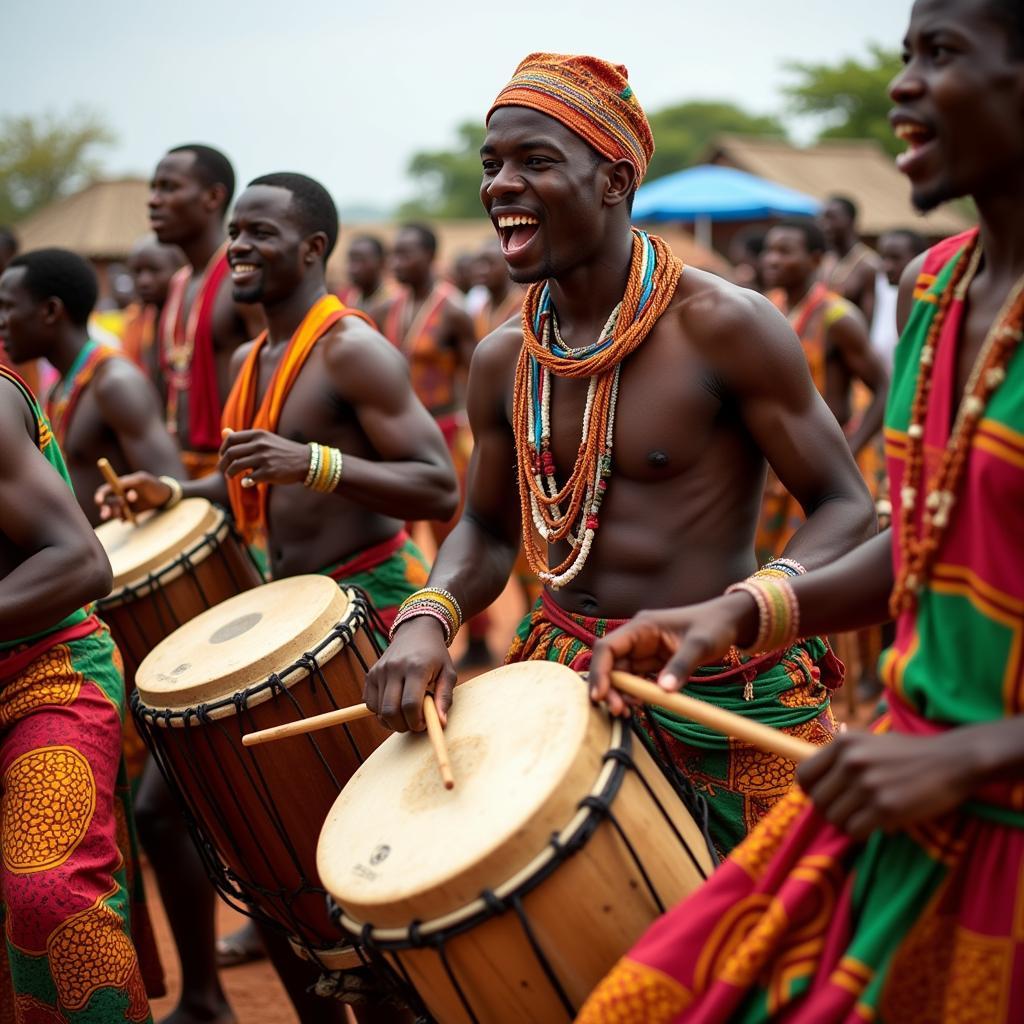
[[580, 1, 1024, 1019]]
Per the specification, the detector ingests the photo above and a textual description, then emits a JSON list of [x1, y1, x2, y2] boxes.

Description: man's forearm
[[328, 454, 457, 522], [182, 471, 229, 505], [847, 389, 888, 455], [423, 513, 519, 620], [781, 484, 876, 572]]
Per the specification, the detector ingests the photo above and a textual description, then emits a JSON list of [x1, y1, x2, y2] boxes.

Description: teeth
[[232, 264, 258, 274], [894, 123, 928, 143], [496, 215, 539, 228]]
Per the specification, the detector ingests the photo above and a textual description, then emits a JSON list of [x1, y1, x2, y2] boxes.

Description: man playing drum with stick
[[99, 171, 457, 1024], [579, 0, 1024, 1018], [367, 53, 875, 856]]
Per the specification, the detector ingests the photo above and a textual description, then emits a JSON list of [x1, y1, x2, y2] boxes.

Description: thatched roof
[[707, 135, 971, 239], [15, 179, 151, 261]]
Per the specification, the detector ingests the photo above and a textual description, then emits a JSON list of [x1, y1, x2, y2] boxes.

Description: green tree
[[0, 109, 115, 224], [400, 121, 487, 219], [646, 101, 786, 181], [784, 44, 903, 156]]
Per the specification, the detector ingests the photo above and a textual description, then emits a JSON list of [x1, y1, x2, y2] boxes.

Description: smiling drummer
[[366, 52, 875, 856]]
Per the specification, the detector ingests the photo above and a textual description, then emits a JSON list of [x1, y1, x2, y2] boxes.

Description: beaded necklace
[[513, 229, 682, 588], [891, 235, 1024, 614]]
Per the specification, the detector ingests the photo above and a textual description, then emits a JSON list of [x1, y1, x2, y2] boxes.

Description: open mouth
[[231, 263, 261, 283], [495, 214, 540, 258], [893, 121, 937, 173]]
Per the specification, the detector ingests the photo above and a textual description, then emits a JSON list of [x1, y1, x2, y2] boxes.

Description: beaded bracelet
[[399, 587, 465, 633], [305, 444, 344, 494], [752, 557, 807, 581], [158, 475, 184, 510], [389, 604, 455, 646], [724, 577, 800, 655]]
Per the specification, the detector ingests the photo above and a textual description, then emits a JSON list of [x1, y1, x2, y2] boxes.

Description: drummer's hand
[[797, 731, 976, 840], [95, 472, 171, 521], [588, 593, 758, 715], [364, 616, 456, 733], [219, 430, 310, 487]]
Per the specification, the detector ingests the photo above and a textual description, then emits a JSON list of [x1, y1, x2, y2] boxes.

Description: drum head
[[317, 662, 600, 924], [96, 498, 224, 591], [135, 575, 350, 710]]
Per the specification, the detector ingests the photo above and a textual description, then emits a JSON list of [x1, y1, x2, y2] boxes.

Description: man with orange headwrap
[[367, 52, 874, 854]]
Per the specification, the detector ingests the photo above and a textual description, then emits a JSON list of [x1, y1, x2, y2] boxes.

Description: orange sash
[[221, 294, 370, 541]]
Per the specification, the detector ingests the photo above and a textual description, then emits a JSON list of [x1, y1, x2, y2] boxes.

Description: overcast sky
[[4, 0, 911, 214]]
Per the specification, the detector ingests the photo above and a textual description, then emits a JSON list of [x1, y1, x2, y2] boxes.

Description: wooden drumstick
[[241, 703, 374, 746], [423, 694, 455, 790], [97, 458, 137, 525], [610, 671, 818, 763]]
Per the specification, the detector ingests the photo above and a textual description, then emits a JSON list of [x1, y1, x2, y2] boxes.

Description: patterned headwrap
[[487, 53, 654, 184]]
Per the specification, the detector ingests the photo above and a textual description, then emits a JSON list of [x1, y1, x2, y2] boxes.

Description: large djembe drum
[[96, 498, 263, 684], [132, 575, 391, 967], [317, 662, 717, 1023]]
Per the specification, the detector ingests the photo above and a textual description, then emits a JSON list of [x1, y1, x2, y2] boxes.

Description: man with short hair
[[100, 173, 457, 1024], [340, 233, 391, 312], [122, 235, 186, 385], [367, 53, 874, 855], [821, 194, 882, 326], [579, 2, 1024, 1018], [149, 144, 259, 477], [0, 362, 154, 1023], [0, 248, 183, 527], [756, 219, 889, 560], [472, 238, 523, 339]]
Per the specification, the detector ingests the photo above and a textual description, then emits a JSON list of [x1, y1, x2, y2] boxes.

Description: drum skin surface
[[318, 663, 715, 1023], [95, 499, 262, 683], [135, 576, 389, 953]]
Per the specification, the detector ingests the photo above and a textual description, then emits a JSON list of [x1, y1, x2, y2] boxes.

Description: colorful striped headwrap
[[487, 53, 654, 184]]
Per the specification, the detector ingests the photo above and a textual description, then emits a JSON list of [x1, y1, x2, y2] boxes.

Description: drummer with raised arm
[[98, 171, 456, 1024], [366, 53, 875, 857]]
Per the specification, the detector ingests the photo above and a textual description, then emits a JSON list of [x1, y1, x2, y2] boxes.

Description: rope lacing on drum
[[134, 589, 382, 968], [634, 707, 720, 868]]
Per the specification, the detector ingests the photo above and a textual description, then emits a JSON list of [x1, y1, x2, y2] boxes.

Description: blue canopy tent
[[632, 164, 821, 249]]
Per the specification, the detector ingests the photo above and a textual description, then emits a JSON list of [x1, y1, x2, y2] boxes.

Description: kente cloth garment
[[473, 288, 523, 340], [756, 284, 869, 564], [120, 304, 158, 372], [317, 530, 430, 645], [44, 340, 121, 449], [159, 247, 229, 454], [221, 294, 372, 543], [506, 593, 838, 854], [576, 228, 1024, 1024], [488, 53, 655, 183], [382, 281, 462, 416], [0, 621, 159, 1023]]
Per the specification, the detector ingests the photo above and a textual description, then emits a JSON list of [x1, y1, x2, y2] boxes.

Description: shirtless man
[[367, 53, 874, 854], [100, 171, 456, 1024], [820, 194, 882, 326], [123, 235, 186, 386], [0, 248, 182, 526], [148, 144, 259, 477], [340, 233, 391, 312], [0, 364, 152, 1022], [372, 222, 477, 498]]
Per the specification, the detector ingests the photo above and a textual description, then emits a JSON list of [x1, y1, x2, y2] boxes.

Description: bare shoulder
[[322, 311, 408, 378], [471, 317, 522, 379], [92, 355, 148, 398], [672, 267, 790, 355]]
